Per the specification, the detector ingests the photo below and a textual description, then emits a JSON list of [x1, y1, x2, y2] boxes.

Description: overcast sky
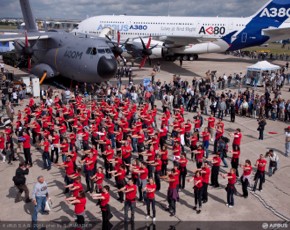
[[0, 0, 268, 20]]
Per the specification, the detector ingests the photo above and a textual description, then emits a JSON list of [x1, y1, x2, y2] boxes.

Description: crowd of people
[[0, 70, 288, 229]]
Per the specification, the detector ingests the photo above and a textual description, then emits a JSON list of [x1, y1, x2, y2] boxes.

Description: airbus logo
[[97, 24, 148, 32], [260, 8, 290, 17]]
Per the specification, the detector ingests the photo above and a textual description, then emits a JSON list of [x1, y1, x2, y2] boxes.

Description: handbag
[[45, 199, 52, 211], [270, 160, 277, 168]]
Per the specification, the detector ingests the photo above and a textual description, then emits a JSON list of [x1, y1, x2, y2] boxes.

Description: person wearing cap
[[285, 126, 290, 157]]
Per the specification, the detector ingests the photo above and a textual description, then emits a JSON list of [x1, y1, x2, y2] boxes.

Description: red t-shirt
[[232, 150, 240, 159], [117, 168, 126, 181], [213, 156, 221, 166], [125, 184, 137, 201], [138, 133, 145, 143], [228, 173, 236, 185], [233, 132, 242, 145], [64, 161, 74, 175], [0, 137, 5, 149], [194, 175, 203, 189], [161, 150, 168, 160], [146, 184, 156, 199], [23, 134, 31, 149], [201, 167, 211, 184], [74, 197, 86, 215], [243, 165, 252, 176], [95, 172, 104, 185], [208, 117, 215, 128], [155, 159, 162, 172], [196, 149, 204, 162], [168, 174, 177, 189], [140, 167, 148, 180], [72, 181, 83, 197], [202, 132, 210, 141], [257, 159, 267, 172], [191, 136, 198, 146], [43, 141, 50, 152], [100, 192, 110, 207], [85, 156, 96, 171]]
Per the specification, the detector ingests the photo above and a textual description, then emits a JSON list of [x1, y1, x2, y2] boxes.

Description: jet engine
[[31, 63, 57, 79]]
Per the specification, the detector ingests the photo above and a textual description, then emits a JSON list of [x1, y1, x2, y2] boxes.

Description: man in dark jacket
[[13, 162, 31, 203]]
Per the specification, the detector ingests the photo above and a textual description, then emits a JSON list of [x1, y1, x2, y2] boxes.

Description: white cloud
[[0, 0, 268, 20]]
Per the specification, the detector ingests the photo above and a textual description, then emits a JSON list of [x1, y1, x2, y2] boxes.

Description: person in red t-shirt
[[240, 159, 252, 198], [66, 190, 87, 225], [110, 165, 126, 202], [0, 132, 6, 162], [57, 156, 75, 193], [220, 168, 237, 207], [210, 155, 221, 187], [206, 114, 215, 141], [80, 152, 96, 193], [190, 132, 198, 160], [102, 144, 114, 179], [144, 178, 157, 221], [201, 127, 210, 158], [150, 155, 162, 191], [91, 167, 105, 193], [177, 153, 188, 189], [22, 130, 32, 166], [160, 145, 168, 176], [253, 154, 267, 192], [230, 128, 242, 151], [119, 178, 137, 222], [200, 161, 211, 203], [230, 149, 241, 177], [39, 137, 51, 170], [66, 176, 83, 198], [193, 145, 204, 169], [188, 170, 203, 214], [162, 168, 178, 216], [92, 185, 112, 224]]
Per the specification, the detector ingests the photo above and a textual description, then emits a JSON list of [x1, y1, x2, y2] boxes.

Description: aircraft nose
[[97, 56, 117, 80]]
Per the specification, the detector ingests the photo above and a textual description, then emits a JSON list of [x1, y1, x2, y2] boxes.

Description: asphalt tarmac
[[0, 53, 289, 230]]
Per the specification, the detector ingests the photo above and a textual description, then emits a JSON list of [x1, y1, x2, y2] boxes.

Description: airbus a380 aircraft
[[74, 0, 290, 63]]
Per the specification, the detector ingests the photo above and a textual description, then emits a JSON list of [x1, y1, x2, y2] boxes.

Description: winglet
[[19, 0, 38, 32]]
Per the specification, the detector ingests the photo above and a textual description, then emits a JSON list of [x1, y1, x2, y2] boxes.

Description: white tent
[[246, 61, 281, 87]]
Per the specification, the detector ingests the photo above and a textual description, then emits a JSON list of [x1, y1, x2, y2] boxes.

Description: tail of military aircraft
[[19, 0, 38, 32]]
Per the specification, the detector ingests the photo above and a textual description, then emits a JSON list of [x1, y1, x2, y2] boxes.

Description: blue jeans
[[32, 196, 46, 222], [42, 152, 51, 169], [108, 133, 115, 148], [286, 142, 290, 157], [203, 140, 209, 158], [132, 138, 138, 152], [220, 151, 228, 167]]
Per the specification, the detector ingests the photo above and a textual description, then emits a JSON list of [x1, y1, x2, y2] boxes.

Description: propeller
[[139, 35, 158, 68], [14, 31, 40, 71], [105, 31, 126, 63]]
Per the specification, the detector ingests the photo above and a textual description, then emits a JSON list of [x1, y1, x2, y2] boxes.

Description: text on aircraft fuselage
[[64, 50, 83, 59], [198, 26, 226, 35], [97, 24, 148, 31]]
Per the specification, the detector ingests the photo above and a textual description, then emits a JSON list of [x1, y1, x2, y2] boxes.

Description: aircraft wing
[[262, 27, 290, 42], [0, 33, 50, 42]]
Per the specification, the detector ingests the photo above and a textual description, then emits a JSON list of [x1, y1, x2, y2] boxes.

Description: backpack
[[13, 176, 25, 186]]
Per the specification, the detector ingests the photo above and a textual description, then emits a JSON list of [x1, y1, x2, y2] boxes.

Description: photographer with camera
[[13, 162, 32, 203], [257, 117, 267, 140]]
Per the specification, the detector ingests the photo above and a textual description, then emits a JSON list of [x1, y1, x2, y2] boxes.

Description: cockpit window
[[86, 48, 92, 54], [92, 47, 97, 55], [86, 47, 97, 55], [98, 49, 105, 54]]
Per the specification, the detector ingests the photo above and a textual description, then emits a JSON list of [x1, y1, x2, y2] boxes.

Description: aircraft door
[[241, 33, 247, 43]]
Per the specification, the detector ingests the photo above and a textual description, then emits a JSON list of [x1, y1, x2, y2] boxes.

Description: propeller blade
[[25, 31, 29, 47], [139, 37, 146, 50], [139, 56, 148, 68], [117, 31, 120, 46], [146, 35, 152, 49], [31, 36, 41, 49], [105, 35, 112, 42], [150, 44, 158, 50], [27, 56, 31, 71]]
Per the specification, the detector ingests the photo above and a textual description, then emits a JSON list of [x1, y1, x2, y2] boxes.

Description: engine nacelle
[[31, 63, 56, 79], [132, 39, 165, 58], [172, 39, 230, 54]]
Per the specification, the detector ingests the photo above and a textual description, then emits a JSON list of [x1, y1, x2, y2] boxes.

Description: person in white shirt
[[266, 150, 279, 176]]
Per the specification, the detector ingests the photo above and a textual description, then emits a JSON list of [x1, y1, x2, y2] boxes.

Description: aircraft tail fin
[[251, 0, 290, 22], [19, 0, 38, 32]]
